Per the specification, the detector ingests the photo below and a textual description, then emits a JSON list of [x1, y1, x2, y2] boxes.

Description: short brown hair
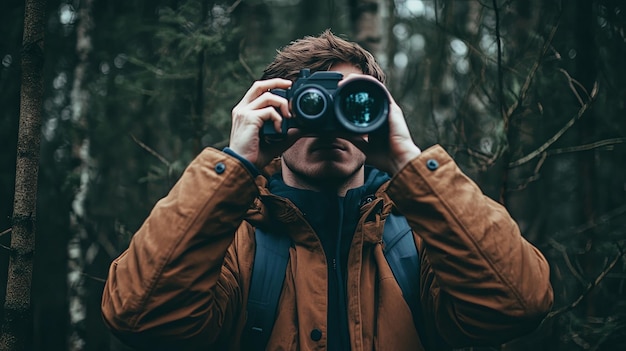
[[262, 29, 386, 83]]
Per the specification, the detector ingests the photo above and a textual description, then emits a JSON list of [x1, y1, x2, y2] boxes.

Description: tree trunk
[[68, 0, 94, 350], [349, 0, 384, 57], [0, 0, 45, 350]]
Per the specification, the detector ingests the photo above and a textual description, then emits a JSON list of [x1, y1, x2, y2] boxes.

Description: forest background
[[1, 0, 625, 350]]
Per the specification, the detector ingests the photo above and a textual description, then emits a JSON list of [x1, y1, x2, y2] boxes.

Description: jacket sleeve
[[386, 145, 554, 348], [101, 148, 258, 350]]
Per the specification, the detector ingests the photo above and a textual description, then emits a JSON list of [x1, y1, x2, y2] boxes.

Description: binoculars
[[262, 69, 390, 139]]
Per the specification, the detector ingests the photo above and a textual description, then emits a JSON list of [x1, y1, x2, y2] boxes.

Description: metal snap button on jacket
[[214, 162, 226, 174], [310, 328, 322, 341], [426, 159, 439, 171]]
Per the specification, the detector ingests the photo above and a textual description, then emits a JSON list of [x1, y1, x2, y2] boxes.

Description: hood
[[245, 165, 392, 231], [268, 165, 390, 216]]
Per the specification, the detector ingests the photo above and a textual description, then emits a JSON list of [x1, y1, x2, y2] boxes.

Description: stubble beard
[[282, 157, 365, 192]]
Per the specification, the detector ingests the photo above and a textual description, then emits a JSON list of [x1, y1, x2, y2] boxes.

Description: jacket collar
[[245, 165, 395, 244]]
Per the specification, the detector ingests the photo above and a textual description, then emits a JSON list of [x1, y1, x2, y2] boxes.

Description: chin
[[311, 162, 362, 179]]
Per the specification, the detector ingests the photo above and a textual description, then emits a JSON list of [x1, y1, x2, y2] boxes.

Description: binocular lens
[[297, 89, 326, 118], [340, 91, 381, 127], [335, 79, 388, 133]]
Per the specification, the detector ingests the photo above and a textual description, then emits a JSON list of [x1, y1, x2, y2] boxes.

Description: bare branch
[[0, 228, 11, 237], [492, 0, 506, 126], [558, 68, 592, 107], [130, 134, 171, 167], [546, 245, 625, 320], [551, 205, 626, 241], [508, 81, 599, 168], [506, 24, 560, 118], [547, 138, 626, 155], [239, 39, 256, 81], [127, 56, 195, 80], [507, 138, 625, 192], [227, 0, 242, 13], [466, 147, 499, 171], [81, 272, 106, 284], [506, 151, 547, 192], [548, 238, 588, 285], [507, 174, 541, 192]]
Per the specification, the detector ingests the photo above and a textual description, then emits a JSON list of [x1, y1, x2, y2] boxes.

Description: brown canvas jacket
[[101, 144, 554, 351]]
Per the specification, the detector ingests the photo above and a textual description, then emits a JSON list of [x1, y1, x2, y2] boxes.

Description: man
[[101, 30, 553, 351]]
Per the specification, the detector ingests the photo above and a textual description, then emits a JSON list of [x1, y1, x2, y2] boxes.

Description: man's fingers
[[255, 106, 285, 133], [241, 78, 292, 104], [247, 91, 291, 119]]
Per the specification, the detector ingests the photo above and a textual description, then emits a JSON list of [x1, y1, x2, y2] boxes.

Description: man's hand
[[340, 74, 422, 175], [229, 78, 301, 169]]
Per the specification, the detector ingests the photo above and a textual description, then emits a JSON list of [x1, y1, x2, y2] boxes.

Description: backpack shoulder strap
[[382, 213, 422, 332], [243, 227, 291, 349]]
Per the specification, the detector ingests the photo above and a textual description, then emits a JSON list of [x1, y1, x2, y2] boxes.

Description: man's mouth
[[311, 140, 346, 152]]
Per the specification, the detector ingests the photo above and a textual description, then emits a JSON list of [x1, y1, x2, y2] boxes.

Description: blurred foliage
[[1, 0, 625, 350]]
